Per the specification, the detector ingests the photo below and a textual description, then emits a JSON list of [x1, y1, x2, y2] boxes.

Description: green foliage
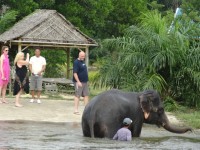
[[1, 0, 199, 40], [57, 63, 68, 78], [1, 0, 150, 39], [0, 10, 18, 33], [34, 0, 55, 9], [95, 10, 200, 108], [88, 71, 99, 84], [105, 0, 148, 37], [163, 96, 178, 111], [41, 49, 67, 78], [3, 0, 38, 20], [148, 1, 164, 10], [175, 109, 200, 129], [55, 0, 114, 38], [182, 0, 200, 16]]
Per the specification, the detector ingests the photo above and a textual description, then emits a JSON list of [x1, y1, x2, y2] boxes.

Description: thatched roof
[[0, 9, 97, 47]]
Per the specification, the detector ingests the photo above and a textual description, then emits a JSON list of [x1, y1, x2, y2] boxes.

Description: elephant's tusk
[[162, 122, 166, 127], [144, 112, 150, 119]]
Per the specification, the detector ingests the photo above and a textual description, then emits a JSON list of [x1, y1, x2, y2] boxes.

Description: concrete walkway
[[0, 98, 84, 123]]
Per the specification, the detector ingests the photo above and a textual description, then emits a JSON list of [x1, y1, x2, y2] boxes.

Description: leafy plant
[[0, 10, 18, 33], [40, 49, 67, 78], [94, 10, 200, 108], [164, 96, 178, 111]]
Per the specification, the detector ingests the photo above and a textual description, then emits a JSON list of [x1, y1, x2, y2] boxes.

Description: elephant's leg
[[132, 119, 143, 137], [82, 120, 91, 137], [94, 122, 118, 138], [107, 123, 122, 139], [94, 123, 108, 138]]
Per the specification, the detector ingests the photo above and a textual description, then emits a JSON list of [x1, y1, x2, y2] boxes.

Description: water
[[0, 121, 199, 150]]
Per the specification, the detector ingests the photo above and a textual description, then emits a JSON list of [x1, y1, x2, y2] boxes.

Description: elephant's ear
[[139, 94, 150, 119]]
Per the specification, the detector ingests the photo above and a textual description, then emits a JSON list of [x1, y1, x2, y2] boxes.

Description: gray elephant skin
[[82, 89, 192, 138]]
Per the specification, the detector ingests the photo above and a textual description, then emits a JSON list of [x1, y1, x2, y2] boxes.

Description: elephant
[[82, 89, 192, 138]]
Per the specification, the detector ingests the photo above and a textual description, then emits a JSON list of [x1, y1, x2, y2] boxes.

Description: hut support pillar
[[18, 39, 22, 52], [66, 48, 70, 79], [85, 46, 89, 70]]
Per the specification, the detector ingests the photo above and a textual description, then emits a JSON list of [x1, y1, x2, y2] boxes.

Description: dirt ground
[[0, 96, 182, 124], [0, 97, 84, 123]]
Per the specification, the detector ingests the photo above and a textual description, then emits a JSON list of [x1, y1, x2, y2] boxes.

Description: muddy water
[[0, 121, 199, 150]]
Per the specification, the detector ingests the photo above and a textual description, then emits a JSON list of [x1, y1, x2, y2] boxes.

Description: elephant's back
[[85, 89, 138, 113], [99, 89, 138, 102]]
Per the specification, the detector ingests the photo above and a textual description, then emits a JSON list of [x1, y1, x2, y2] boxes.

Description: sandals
[[15, 105, 23, 107], [15, 104, 23, 107], [73, 112, 80, 115], [0, 101, 8, 104]]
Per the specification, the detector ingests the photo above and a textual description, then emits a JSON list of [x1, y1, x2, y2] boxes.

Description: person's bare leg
[[74, 96, 80, 113], [2, 84, 8, 103], [31, 90, 35, 99], [37, 91, 41, 99], [29, 90, 35, 103], [15, 89, 23, 107], [0, 86, 2, 103], [83, 96, 89, 106]]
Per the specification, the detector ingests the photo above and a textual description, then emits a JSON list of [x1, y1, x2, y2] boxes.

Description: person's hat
[[123, 118, 132, 126]]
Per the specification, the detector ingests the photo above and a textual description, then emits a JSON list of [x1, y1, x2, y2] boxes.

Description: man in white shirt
[[29, 48, 46, 104]]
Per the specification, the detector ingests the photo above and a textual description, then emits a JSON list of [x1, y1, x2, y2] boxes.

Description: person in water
[[113, 118, 133, 141]]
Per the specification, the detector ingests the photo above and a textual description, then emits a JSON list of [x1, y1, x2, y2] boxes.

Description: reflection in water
[[0, 121, 199, 150]]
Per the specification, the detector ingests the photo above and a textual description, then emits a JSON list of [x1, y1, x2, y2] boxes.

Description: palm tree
[[93, 10, 200, 108]]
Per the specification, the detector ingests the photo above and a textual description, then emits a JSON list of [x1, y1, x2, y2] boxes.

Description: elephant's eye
[[158, 108, 164, 114]]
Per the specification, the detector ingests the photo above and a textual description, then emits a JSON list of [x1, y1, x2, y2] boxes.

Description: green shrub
[[89, 71, 99, 83], [164, 96, 179, 111]]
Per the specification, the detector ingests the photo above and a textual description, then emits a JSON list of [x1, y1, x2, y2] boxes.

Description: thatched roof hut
[[0, 9, 97, 47], [0, 9, 97, 78]]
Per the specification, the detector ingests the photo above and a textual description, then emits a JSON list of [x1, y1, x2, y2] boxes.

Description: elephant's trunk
[[162, 122, 192, 133], [161, 113, 192, 134]]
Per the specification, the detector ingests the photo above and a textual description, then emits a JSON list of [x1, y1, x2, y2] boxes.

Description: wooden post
[[66, 48, 70, 79], [18, 38, 22, 52], [85, 46, 89, 70]]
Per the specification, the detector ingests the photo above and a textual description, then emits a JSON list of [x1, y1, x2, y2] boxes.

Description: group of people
[[0, 45, 89, 112], [0, 46, 46, 107], [0, 46, 88, 111]]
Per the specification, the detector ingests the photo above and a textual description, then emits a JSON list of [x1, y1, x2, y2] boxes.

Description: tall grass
[[175, 108, 200, 129]]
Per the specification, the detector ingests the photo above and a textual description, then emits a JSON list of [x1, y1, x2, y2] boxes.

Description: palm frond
[[143, 73, 167, 93]]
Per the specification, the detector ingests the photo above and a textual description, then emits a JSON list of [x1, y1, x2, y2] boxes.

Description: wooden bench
[[42, 78, 74, 94]]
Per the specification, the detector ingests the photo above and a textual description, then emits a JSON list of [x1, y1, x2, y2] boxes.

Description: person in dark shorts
[[13, 52, 29, 107], [73, 51, 89, 115], [113, 118, 133, 141]]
